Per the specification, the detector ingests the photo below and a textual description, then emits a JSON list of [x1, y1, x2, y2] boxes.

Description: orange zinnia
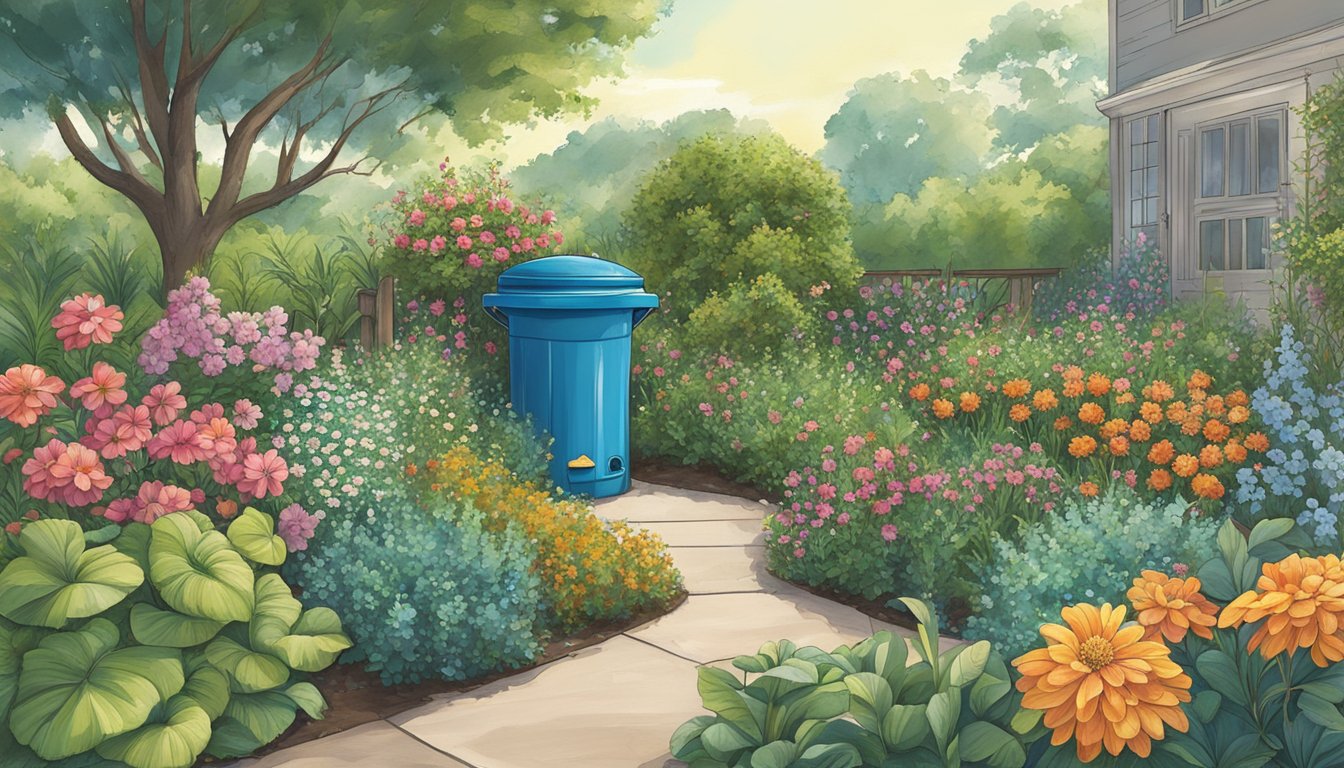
[[1219, 554, 1344, 667], [1166, 402, 1187, 423], [1198, 445, 1223, 468], [1079, 481, 1100, 497], [1129, 420, 1152, 442], [1109, 436, 1130, 456], [1079, 403, 1105, 425], [1100, 418, 1129, 440], [1010, 404, 1033, 422], [1034, 389, 1060, 411], [1143, 380, 1175, 403], [1139, 402, 1164, 424], [1055, 416, 1074, 431], [1180, 416, 1204, 437], [1063, 379, 1086, 398], [1172, 454, 1199, 478], [1003, 378, 1032, 399], [1069, 435, 1098, 458], [1203, 419, 1230, 443], [1147, 469, 1173, 492], [909, 382, 931, 401], [1147, 440, 1175, 465], [1116, 392, 1136, 405], [1014, 603, 1192, 762], [1228, 405, 1249, 425], [932, 398, 955, 419], [1204, 395, 1225, 416], [1226, 389, 1250, 408], [1086, 372, 1112, 397], [960, 392, 981, 413], [1244, 432, 1270, 452], [1188, 370, 1213, 391], [1224, 440, 1248, 463], [1127, 570, 1219, 643], [1063, 365, 1085, 382], [1190, 473, 1224, 499], [1188, 387, 1207, 404]]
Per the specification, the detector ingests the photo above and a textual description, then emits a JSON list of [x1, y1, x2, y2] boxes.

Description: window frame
[[1126, 113, 1161, 246], [1190, 105, 1287, 275], [1175, 0, 1266, 30]]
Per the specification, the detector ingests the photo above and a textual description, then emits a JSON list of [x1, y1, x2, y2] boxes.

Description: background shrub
[[684, 272, 816, 359]]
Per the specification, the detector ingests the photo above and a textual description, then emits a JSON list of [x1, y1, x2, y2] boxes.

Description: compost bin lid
[[495, 255, 647, 294]]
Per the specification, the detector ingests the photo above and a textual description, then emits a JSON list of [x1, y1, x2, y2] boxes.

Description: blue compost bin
[[483, 255, 659, 498]]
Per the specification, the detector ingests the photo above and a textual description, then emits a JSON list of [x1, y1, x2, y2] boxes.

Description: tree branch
[[55, 110, 161, 220], [94, 109, 150, 187], [112, 76, 163, 171], [128, 0, 170, 158]]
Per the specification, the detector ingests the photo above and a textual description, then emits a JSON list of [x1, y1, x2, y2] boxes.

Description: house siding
[[1115, 0, 1344, 93]]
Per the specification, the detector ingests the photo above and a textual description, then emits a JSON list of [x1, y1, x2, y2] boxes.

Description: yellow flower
[[1219, 554, 1344, 666], [1127, 570, 1219, 643], [1013, 603, 1192, 762]]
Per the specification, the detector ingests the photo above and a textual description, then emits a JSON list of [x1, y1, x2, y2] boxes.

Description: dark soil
[[633, 456, 782, 504]]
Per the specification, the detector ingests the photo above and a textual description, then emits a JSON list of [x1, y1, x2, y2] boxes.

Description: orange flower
[[1063, 365, 1085, 382], [1109, 436, 1131, 456], [405, 463, 418, 476], [1129, 420, 1152, 442], [1116, 392, 1136, 405], [1100, 418, 1129, 440], [1086, 372, 1112, 397], [1063, 379, 1086, 398], [1188, 387, 1207, 404], [959, 392, 981, 413], [1227, 405, 1249, 425], [1202, 419, 1230, 443], [1204, 395, 1225, 416], [909, 382, 931, 401], [1143, 380, 1175, 403], [1139, 402, 1164, 424], [1172, 454, 1199, 478], [1224, 440, 1248, 463], [1180, 415, 1204, 437], [1226, 389, 1249, 408], [1191, 474, 1224, 499], [1013, 603, 1191, 762], [1033, 389, 1059, 412], [0, 364, 66, 428], [1166, 401, 1187, 423], [1147, 469, 1173, 492], [1002, 378, 1032, 399], [1079, 481, 1100, 497], [1078, 402, 1105, 425], [1127, 571, 1219, 643], [1055, 416, 1074, 431], [1010, 404, 1033, 423], [1244, 432, 1269, 452], [1219, 554, 1344, 666], [1147, 440, 1175, 465], [1198, 445, 1223, 468], [216, 499, 239, 519], [932, 398, 955, 419], [1069, 435, 1098, 458], [1188, 369, 1213, 391]]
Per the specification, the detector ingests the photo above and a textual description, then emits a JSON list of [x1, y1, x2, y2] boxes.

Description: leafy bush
[[293, 492, 543, 686], [965, 486, 1220, 659], [0, 513, 349, 766], [418, 446, 681, 631], [1033, 235, 1169, 325], [684, 272, 816, 359], [671, 599, 1033, 767], [622, 133, 862, 318]]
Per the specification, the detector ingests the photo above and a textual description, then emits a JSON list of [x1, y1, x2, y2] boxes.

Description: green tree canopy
[[0, 0, 662, 294]]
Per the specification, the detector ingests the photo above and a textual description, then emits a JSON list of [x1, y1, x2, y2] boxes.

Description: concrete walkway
[[232, 481, 951, 768]]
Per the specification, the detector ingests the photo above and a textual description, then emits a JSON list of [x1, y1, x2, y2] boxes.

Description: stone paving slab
[[595, 480, 771, 523], [229, 721, 470, 767], [391, 636, 702, 768], [638, 518, 766, 547], [625, 590, 876, 664], [669, 544, 775, 594]]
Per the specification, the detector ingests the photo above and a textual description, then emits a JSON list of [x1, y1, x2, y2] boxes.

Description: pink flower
[[466, 253, 484, 269], [147, 420, 205, 464], [196, 417, 238, 459], [240, 449, 288, 499], [881, 524, 899, 542], [132, 481, 194, 523], [450, 217, 467, 232], [22, 439, 70, 501], [429, 235, 447, 253], [456, 235, 473, 250], [233, 399, 262, 430], [429, 300, 446, 317], [52, 293, 123, 350], [0, 364, 65, 428], [277, 503, 322, 552], [143, 382, 187, 426], [412, 238, 428, 252], [393, 233, 411, 249], [493, 247, 511, 262], [70, 362, 128, 412], [767, 410, 782, 424], [46, 442, 111, 506], [408, 209, 426, 226], [2, 448, 22, 465]]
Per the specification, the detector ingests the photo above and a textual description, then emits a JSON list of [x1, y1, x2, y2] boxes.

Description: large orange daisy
[[1127, 570, 1219, 643], [1014, 603, 1192, 762], [1219, 554, 1344, 667]]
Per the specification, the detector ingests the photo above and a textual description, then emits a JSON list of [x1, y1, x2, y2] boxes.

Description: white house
[[1097, 0, 1344, 312]]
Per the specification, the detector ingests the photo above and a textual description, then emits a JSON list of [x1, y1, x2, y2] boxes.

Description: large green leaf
[[698, 666, 765, 741], [0, 619, 46, 723], [205, 636, 290, 693], [249, 573, 304, 651], [701, 721, 757, 761], [205, 717, 264, 759], [183, 665, 230, 720], [150, 513, 255, 622], [266, 608, 352, 672], [844, 672, 893, 733], [95, 694, 212, 768], [959, 721, 1025, 768], [0, 519, 144, 628], [946, 641, 992, 688], [130, 603, 226, 648], [670, 715, 717, 760], [227, 507, 287, 566], [284, 681, 328, 720], [882, 703, 930, 752], [9, 618, 184, 760], [223, 689, 299, 747]]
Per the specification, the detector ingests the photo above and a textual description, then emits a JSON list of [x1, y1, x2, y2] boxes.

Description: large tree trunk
[[156, 217, 229, 301]]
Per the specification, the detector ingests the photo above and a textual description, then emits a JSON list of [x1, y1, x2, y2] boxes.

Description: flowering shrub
[[0, 293, 306, 534], [1233, 324, 1344, 548], [394, 294, 509, 394], [139, 276, 325, 399], [418, 446, 681, 630], [964, 486, 1220, 658], [1033, 234, 1170, 325], [379, 162, 564, 304]]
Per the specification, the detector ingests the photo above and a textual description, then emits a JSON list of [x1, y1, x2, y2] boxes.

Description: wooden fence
[[861, 267, 1064, 315], [356, 276, 396, 352]]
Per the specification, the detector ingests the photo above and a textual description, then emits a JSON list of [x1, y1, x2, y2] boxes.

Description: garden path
[[228, 480, 960, 768]]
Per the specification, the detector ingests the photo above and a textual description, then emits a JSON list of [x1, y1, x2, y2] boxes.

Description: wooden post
[[374, 276, 395, 349], [357, 289, 376, 351]]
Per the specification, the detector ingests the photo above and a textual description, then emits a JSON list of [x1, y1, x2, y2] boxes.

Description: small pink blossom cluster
[[99, 481, 201, 524], [139, 277, 324, 393], [277, 503, 324, 552]]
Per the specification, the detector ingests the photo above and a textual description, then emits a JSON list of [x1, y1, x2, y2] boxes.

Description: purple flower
[[277, 503, 323, 552]]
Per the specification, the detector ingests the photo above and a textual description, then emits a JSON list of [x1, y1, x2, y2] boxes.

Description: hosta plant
[[0, 512, 350, 768]]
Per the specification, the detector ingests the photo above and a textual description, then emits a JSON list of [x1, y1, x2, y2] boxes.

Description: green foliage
[[0, 516, 349, 766], [672, 601, 1034, 767], [622, 133, 862, 318], [964, 488, 1222, 659], [685, 272, 817, 359], [292, 494, 545, 685]]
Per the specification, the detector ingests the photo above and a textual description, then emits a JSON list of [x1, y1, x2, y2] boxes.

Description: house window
[[1128, 114, 1160, 244], [1179, 0, 1258, 25], [1193, 108, 1285, 272]]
